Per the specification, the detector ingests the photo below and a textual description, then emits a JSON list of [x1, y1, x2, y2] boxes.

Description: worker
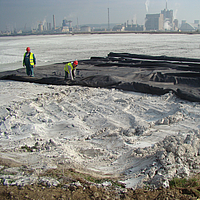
[[64, 60, 78, 80], [23, 47, 36, 77]]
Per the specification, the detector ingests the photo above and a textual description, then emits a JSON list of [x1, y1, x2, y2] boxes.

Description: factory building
[[161, 2, 176, 31], [145, 2, 179, 31], [161, 4, 173, 24], [38, 23, 43, 32], [145, 14, 164, 31], [112, 24, 125, 31], [125, 24, 144, 31], [62, 19, 73, 32], [180, 20, 200, 32]]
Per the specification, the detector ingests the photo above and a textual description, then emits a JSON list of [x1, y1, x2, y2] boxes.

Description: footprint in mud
[[79, 148, 104, 158]]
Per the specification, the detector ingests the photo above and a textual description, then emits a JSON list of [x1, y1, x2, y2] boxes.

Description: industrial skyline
[[0, 0, 199, 33], [1, 1, 199, 35]]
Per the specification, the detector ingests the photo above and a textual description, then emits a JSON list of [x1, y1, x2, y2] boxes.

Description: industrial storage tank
[[80, 26, 91, 32]]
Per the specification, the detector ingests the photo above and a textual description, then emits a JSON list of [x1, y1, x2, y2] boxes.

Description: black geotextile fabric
[[1, 52, 200, 102]]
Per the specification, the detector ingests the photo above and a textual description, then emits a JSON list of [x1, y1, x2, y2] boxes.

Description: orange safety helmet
[[26, 47, 31, 52], [73, 60, 78, 65]]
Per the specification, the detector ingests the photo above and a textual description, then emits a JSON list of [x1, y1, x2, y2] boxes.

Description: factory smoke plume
[[145, 0, 150, 12]]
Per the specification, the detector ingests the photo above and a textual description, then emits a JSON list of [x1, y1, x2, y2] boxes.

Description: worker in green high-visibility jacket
[[23, 47, 36, 77], [64, 60, 78, 80]]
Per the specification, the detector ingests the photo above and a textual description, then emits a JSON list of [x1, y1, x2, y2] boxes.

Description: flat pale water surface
[[0, 33, 200, 72]]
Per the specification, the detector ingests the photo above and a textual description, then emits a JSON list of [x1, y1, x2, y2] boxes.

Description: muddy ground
[[0, 172, 199, 199], [0, 158, 199, 200], [1, 53, 200, 199], [0, 184, 198, 200]]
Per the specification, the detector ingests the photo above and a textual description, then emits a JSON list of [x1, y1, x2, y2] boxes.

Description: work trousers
[[26, 65, 34, 77]]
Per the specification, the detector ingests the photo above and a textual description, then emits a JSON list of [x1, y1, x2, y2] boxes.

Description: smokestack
[[166, 0, 168, 10], [76, 18, 79, 30], [53, 15, 55, 30], [108, 8, 110, 30]]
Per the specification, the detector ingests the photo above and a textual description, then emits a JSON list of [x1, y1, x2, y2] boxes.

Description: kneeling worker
[[64, 60, 78, 80]]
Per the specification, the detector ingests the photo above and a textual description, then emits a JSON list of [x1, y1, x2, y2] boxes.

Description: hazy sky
[[0, 0, 199, 31]]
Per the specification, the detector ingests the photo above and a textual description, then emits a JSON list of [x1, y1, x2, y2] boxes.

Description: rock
[[39, 177, 60, 187], [89, 185, 97, 192], [102, 181, 112, 187], [177, 167, 190, 178], [148, 174, 169, 188]]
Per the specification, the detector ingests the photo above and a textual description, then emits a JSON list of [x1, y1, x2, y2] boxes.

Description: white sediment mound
[[0, 80, 200, 188]]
